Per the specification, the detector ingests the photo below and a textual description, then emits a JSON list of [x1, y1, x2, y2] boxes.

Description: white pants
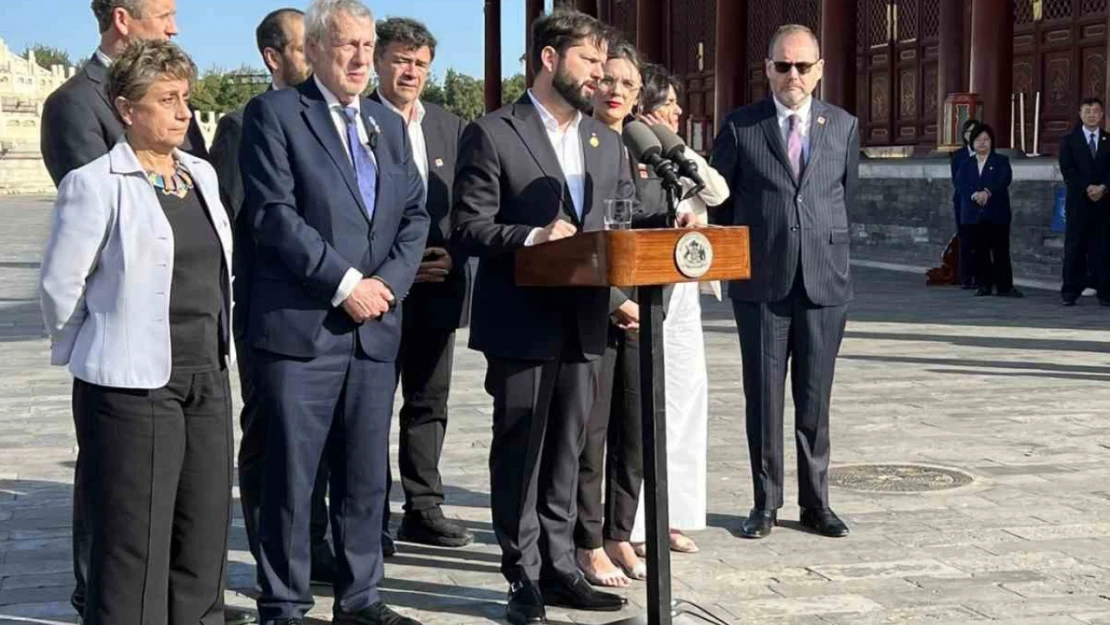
[[632, 281, 708, 541]]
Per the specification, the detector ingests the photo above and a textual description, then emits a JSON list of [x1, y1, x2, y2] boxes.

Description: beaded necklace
[[147, 160, 194, 199]]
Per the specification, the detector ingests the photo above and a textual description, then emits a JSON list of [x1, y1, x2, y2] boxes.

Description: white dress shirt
[[524, 90, 585, 245], [315, 76, 383, 307], [94, 48, 113, 67], [773, 94, 813, 163], [380, 96, 429, 192]]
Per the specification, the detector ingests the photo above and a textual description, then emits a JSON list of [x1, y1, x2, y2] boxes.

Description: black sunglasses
[[771, 61, 819, 75]]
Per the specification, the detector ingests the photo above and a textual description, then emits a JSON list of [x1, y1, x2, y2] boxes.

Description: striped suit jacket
[[710, 97, 859, 307]]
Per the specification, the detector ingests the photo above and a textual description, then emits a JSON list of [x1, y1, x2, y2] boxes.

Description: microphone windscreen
[[650, 124, 686, 160], [622, 120, 662, 163]]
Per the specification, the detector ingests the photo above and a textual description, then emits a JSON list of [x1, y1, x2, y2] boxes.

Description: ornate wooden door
[[855, 0, 940, 147], [1013, 0, 1108, 156]]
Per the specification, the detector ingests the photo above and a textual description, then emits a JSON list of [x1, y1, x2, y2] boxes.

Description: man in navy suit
[[1059, 97, 1110, 306], [238, 1, 428, 623]]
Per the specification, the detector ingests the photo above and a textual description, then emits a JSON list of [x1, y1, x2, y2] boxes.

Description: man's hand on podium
[[532, 218, 578, 245], [612, 300, 639, 331]]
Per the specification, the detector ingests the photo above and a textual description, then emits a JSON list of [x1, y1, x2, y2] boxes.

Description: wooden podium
[[516, 226, 751, 625]]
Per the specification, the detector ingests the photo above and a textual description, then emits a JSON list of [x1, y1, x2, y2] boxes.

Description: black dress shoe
[[539, 572, 626, 611], [334, 601, 421, 625], [397, 509, 474, 547], [224, 606, 257, 625], [270, 620, 303, 625], [310, 541, 337, 585], [1063, 297, 1078, 306], [382, 532, 397, 558], [739, 508, 776, 539], [506, 580, 546, 625], [799, 508, 850, 538], [974, 287, 992, 296]]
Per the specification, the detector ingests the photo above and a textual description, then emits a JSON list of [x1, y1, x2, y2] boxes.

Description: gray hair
[[108, 39, 196, 104], [305, 0, 375, 45], [91, 0, 145, 34], [767, 24, 820, 60]]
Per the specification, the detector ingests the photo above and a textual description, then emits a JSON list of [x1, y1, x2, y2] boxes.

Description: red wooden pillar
[[937, 0, 968, 137], [636, 0, 664, 63], [969, 0, 1013, 147], [714, 0, 747, 124], [819, 0, 856, 114], [525, 0, 545, 84], [484, 0, 502, 112]]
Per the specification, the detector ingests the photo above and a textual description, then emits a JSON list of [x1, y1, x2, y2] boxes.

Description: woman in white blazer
[[39, 41, 235, 625], [630, 65, 730, 555]]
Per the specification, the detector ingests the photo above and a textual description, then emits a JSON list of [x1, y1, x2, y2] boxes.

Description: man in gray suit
[[711, 24, 858, 540], [40, 0, 207, 187]]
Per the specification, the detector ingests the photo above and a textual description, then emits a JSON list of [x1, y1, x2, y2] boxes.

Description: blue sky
[[2, 0, 538, 79]]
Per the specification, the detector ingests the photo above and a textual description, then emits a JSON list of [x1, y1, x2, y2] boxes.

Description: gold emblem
[[674, 231, 713, 279], [434, 157, 445, 167], [817, 116, 827, 126], [589, 133, 600, 148]]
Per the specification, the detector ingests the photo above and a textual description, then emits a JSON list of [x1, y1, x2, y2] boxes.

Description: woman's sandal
[[669, 531, 699, 554]]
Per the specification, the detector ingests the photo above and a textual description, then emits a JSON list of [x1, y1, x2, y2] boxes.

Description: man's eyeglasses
[[771, 61, 819, 75]]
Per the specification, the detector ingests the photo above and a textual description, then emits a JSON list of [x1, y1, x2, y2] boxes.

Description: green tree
[[422, 73, 447, 107], [189, 65, 268, 112], [501, 73, 526, 105], [24, 44, 72, 70], [442, 68, 485, 121]]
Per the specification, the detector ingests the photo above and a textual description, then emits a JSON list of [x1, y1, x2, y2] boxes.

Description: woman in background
[[630, 64, 729, 555], [951, 119, 980, 289]]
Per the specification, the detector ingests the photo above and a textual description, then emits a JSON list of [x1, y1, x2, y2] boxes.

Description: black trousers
[[254, 338, 393, 622], [732, 281, 847, 511], [575, 326, 643, 549], [74, 368, 233, 625], [957, 223, 976, 287], [1062, 207, 1108, 299], [385, 324, 456, 516], [236, 340, 331, 565], [485, 354, 600, 583], [970, 223, 1015, 294]]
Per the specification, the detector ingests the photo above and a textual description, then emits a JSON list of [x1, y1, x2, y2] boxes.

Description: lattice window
[[748, 3, 781, 61], [783, 0, 821, 32], [857, 0, 868, 50], [1082, 0, 1108, 14], [867, 0, 890, 46], [897, 0, 919, 41], [670, 0, 715, 74], [1045, 0, 1074, 20], [923, 64, 938, 118], [1015, 0, 1034, 24], [921, 0, 940, 39]]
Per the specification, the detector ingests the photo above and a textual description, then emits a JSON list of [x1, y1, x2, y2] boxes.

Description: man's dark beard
[[552, 61, 593, 113]]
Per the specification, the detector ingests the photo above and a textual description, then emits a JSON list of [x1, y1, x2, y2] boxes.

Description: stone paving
[[2, 196, 1110, 624]]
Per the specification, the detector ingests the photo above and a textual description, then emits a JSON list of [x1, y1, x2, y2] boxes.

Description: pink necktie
[[787, 114, 803, 178]]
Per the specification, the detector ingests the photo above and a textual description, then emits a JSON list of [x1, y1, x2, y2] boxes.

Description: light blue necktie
[[341, 106, 377, 220]]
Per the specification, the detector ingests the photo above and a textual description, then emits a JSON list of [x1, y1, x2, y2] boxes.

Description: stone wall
[[854, 160, 1064, 279]]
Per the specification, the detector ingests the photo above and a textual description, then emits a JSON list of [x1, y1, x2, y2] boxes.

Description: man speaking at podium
[[451, 9, 631, 625], [711, 24, 858, 541]]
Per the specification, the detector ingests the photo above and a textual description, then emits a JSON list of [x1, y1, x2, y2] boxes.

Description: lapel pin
[[589, 132, 600, 148], [434, 157, 444, 168], [366, 115, 381, 134], [817, 116, 826, 126]]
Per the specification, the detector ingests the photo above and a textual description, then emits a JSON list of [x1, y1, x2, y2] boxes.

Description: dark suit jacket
[[710, 97, 859, 306], [1059, 124, 1110, 217], [950, 146, 973, 223], [451, 94, 633, 361], [957, 152, 1012, 225], [41, 53, 209, 187], [369, 91, 470, 330], [239, 77, 429, 361]]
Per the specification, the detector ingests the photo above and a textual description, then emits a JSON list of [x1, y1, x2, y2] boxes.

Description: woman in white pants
[[631, 64, 729, 554]]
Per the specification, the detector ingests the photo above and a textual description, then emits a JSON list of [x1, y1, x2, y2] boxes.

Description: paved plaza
[[1, 197, 1110, 624]]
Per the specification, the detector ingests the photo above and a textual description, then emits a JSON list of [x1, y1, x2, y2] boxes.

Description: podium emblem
[[674, 231, 713, 278]]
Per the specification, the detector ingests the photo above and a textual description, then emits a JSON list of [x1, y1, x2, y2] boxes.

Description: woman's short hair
[[639, 63, 680, 114], [970, 123, 997, 152], [108, 40, 197, 105], [607, 38, 640, 70]]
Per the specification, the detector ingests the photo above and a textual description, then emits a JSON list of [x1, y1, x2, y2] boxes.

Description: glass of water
[[604, 198, 632, 230]]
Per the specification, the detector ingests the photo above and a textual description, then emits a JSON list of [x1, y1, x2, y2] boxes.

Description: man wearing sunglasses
[[710, 24, 859, 541]]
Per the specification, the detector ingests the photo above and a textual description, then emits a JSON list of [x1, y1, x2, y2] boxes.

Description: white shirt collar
[[773, 94, 813, 127], [1085, 126, 1101, 138], [528, 89, 582, 133], [380, 94, 426, 125], [315, 75, 360, 112], [94, 48, 113, 68]]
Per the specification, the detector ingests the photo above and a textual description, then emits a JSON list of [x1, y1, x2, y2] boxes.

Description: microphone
[[649, 124, 705, 195], [621, 120, 681, 191]]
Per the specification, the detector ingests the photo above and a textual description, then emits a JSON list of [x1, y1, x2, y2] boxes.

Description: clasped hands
[[971, 188, 992, 207], [341, 278, 394, 323], [1086, 184, 1108, 202]]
